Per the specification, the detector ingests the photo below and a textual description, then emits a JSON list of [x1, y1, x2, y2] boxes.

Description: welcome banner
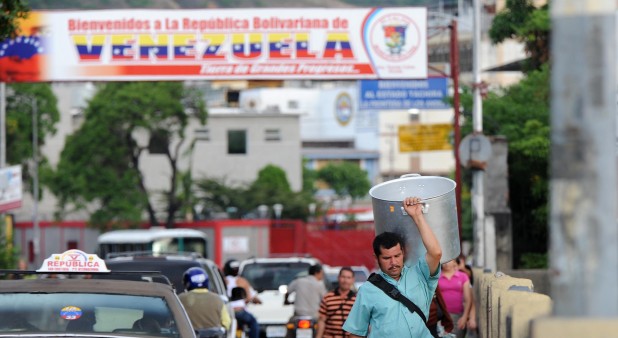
[[0, 8, 427, 82]]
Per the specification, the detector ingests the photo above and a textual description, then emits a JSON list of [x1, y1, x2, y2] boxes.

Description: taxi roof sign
[[37, 249, 110, 273]]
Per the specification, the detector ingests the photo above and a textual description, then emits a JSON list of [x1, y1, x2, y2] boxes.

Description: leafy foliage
[[0, 235, 17, 270], [6, 83, 60, 195], [302, 159, 318, 195], [250, 165, 292, 197], [194, 177, 252, 219], [455, 1, 551, 267], [461, 65, 550, 267], [48, 82, 206, 229], [3, 83, 59, 269], [195, 164, 315, 220], [0, 0, 29, 39], [489, 0, 550, 72], [317, 161, 371, 201], [519, 252, 548, 269]]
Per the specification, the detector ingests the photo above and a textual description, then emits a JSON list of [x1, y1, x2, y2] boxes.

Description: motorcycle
[[285, 315, 316, 338]]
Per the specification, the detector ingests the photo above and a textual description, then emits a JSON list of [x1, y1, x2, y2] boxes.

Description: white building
[[240, 86, 381, 186], [14, 83, 302, 222]]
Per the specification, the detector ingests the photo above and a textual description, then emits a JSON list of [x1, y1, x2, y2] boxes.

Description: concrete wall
[[473, 267, 611, 337], [474, 269, 553, 338]]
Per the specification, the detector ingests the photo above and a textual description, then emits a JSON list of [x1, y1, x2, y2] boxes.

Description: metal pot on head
[[369, 174, 460, 264]]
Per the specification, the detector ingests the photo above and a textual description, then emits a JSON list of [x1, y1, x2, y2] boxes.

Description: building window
[[265, 129, 281, 141], [195, 128, 210, 141], [288, 100, 299, 109], [227, 90, 240, 107], [148, 130, 169, 154], [228, 130, 247, 154]]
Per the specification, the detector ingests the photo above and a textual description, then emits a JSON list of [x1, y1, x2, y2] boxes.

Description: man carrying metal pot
[[342, 196, 442, 338]]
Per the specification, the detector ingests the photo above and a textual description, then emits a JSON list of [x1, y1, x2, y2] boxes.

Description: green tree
[[49, 82, 206, 230], [461, 65, 550, 267], [7, 83, 60, 194], [248, 164, 314, 220], [489, 0, 550, 72], [195, 164, 316, 221], [317, 161, 370, 201], [302, 160, 318, 194], [194, 177, 251, 219], [4, 84, 59, 269], [249, 164, 292, 202], [0, 0, 29, 39]]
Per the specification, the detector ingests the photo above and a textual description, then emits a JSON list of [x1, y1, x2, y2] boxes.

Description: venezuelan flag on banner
[[0, 12, 49, 82], [0, 8, 427, 82]]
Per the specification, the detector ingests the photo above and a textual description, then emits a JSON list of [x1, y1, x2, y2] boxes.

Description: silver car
[[0, 250, 196, 338]]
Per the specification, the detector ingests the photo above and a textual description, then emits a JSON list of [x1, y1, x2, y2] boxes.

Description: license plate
[[266, 325, 287, 337], [296, 328, 313, 338]]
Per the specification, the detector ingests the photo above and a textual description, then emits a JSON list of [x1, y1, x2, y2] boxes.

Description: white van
[[238, 257, 323, 338]]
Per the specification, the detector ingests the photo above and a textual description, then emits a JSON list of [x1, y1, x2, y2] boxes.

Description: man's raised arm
[[402, 196, 442, 273]]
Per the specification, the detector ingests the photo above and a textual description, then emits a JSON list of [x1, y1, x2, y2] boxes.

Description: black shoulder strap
[[367, 272, 427, 323]]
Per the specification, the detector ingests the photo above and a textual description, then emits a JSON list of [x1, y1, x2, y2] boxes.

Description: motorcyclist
[[178, 267, 231, 336]]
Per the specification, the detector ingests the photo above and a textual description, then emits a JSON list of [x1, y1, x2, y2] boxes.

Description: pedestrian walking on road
[[439, 260, 473, 338], [284, 263, 327, 318], [316, 266, 357, 338], [456, 255, 478, 338], [342, 196, 442, 338]]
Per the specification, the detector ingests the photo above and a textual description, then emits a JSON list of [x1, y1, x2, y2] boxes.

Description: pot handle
[[400, 203, 429, 215], [400, 173, 421, 178]]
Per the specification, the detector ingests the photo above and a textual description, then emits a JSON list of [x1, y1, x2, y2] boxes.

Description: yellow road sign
[[399, 123, 452, 152]]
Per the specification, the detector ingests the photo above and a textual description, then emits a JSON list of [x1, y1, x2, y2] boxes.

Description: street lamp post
[[31, 98, 40, 266], [272, 203, 283, 220], [15, 96, 41, 265]]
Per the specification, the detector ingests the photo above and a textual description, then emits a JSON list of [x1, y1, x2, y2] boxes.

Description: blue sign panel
[[359, 78, 450, 110]]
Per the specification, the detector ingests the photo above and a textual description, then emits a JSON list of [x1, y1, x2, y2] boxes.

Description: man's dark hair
[[338, 266, 354, 277], [373, 232, 406, 257], [308, 263, 323, 276]]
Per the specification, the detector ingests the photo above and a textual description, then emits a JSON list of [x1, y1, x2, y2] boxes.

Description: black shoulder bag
[[367, 273, 427, 323]]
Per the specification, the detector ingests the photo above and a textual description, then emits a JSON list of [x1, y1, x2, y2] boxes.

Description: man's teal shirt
[[342, 257, 440, 337]]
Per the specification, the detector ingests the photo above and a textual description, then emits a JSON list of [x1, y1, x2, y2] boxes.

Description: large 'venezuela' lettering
[[71, 32, 355, 62]]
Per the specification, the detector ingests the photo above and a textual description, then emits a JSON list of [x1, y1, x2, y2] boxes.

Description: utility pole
[[0, 82, 5, 167], [449, 19, 463, 242], [471, 0, 490, 269], [550, 0, 617, 316], [31, 98, 40, 266]]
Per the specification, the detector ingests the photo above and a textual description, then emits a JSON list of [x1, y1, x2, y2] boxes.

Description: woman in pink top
[[438, 260, 473, 338]]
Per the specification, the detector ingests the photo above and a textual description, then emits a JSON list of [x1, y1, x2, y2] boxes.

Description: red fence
[[15, 219, 377, 270], [269, 221, 377, 270]]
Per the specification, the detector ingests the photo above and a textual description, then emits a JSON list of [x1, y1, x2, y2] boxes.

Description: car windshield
[[0, 292, 179, 337], [241, 262, 311, 292], [354, 270, 368, 283], [105, 259, 220, 295]]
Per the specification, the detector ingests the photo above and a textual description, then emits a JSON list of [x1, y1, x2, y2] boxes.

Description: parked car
[[103, 251, 227, 296], [0, 249, 197, 338], [238, 256, 326, 338], [103, 251, 235, 338]]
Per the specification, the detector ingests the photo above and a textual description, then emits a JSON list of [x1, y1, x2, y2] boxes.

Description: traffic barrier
[[474, 269, 551, 338]]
